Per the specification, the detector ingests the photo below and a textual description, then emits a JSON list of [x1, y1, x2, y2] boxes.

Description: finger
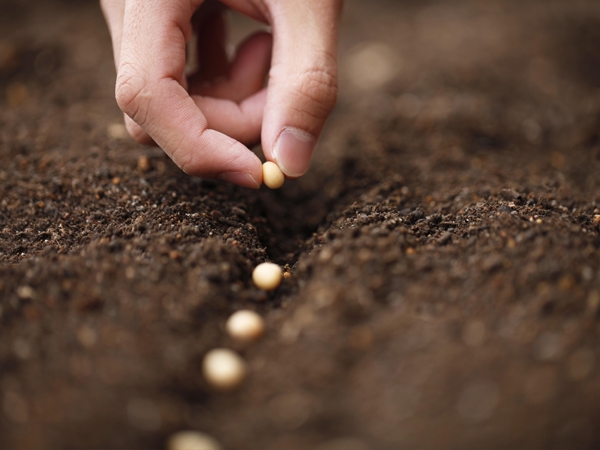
[[100, 0, 125, 66], [101, 0, 154, 145], [192, 88, 266, 145], [116, 0, 262, 188], [190, 31, 272, 103], [261, 1, 342, 178], [124, 70, 190, 146]]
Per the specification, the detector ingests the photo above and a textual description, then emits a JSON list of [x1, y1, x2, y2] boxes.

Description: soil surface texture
[[1, 0, 600, 449]]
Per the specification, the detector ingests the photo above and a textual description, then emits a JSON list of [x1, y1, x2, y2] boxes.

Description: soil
[[1, 0, 600, 449]]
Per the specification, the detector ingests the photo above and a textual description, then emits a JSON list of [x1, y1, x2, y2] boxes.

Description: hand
[[100, 0, 342, 188]]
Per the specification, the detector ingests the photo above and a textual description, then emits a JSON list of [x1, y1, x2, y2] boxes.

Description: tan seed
[[252, 262, 283, 291], [167, 431, 222, 450], [262, 161, 285, 189], [107, 123, 128, 140], [202, 349, 246, 391], [226, 310, 265, 342]]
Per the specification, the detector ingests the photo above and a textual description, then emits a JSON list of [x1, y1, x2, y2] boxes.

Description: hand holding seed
[[100, 0, 342, 188], [262, 162, 285, 189]]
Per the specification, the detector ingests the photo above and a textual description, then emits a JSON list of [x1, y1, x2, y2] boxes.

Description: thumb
[[262, 1, 342, 178]]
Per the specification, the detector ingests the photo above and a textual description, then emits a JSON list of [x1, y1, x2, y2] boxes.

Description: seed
[[226, 310, 265, 342], [167, 431, 222, 450], [107, 123, 128, 140], [202, 349, 246, 391], [262, 161, 284, 189], [252, 262, 283, 291]]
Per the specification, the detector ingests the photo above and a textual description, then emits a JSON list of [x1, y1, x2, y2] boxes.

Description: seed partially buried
[[226, 310, 265, 342], [202, 349, 246, 391], [262, 161, 285, 189], [252, 262, 283, 291]]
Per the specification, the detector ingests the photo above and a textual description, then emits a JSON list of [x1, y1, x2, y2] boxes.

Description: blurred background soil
[[1, 0, 600, 448]]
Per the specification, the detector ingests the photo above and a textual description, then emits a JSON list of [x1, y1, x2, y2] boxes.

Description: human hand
[[100, 0, 342, 188]]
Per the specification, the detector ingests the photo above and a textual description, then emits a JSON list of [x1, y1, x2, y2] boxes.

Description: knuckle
[[115, 62, 150, 126], [293, 64, 338, 118]]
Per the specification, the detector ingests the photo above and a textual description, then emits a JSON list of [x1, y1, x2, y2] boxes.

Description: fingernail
[[217, 172, 260, 189], [273, 128, 316, 177]]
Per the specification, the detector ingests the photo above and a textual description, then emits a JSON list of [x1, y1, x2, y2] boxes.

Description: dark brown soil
[[2, 0, 600, 448]]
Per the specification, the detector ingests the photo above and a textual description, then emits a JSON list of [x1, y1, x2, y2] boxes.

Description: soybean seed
[[262, 161, 285, 189], [202, 349, 246, 391], [167, 431, 222, 450], [226, 310, 265, 342], [252, 262, 283, 291]]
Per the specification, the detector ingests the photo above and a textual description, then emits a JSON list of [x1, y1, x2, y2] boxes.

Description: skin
[[100, 0, 343, 188]]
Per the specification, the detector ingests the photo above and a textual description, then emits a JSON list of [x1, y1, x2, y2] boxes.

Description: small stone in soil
[[262, 161, 285, 189], [252, 262, 283, 291], [137, 155, 151, 172], [202, 349, 246, 391], [167, 430, 222, 450], [226, 310, 265, 342]]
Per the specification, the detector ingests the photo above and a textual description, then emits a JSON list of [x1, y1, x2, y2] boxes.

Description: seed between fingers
[[262, 161, 285, 189]]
